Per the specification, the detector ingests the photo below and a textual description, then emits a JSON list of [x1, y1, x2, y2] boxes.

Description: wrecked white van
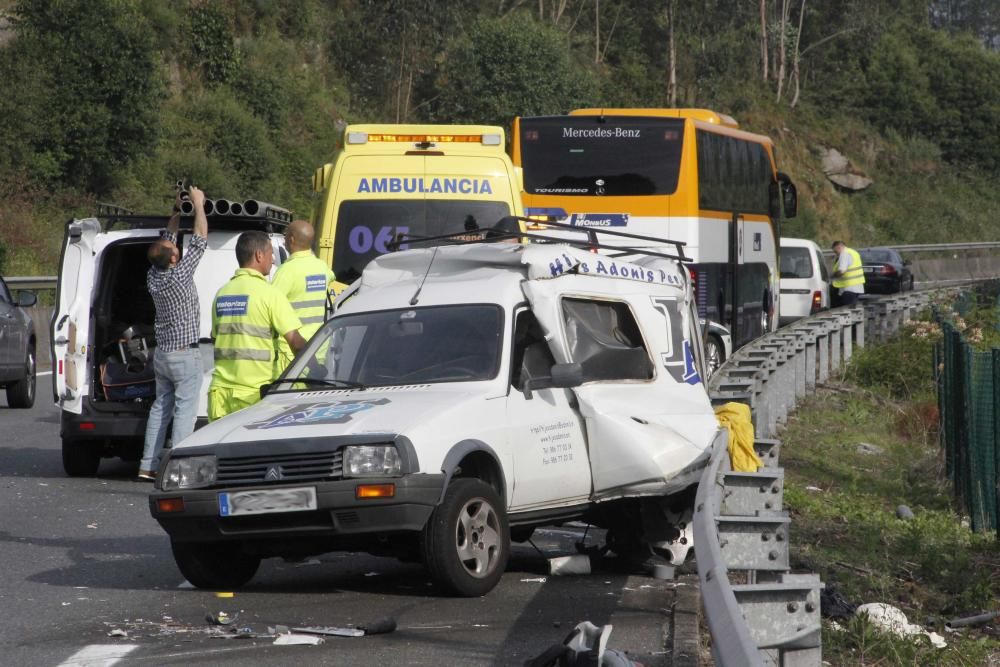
[[149, 241, 723, 596]]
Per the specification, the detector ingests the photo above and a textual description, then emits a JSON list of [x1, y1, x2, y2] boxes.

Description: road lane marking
[[37, 371, 53, 377], [58, 644, 139, 666]]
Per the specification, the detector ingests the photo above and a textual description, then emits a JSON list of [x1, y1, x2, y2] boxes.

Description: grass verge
[[780, 324, 1000, 665]]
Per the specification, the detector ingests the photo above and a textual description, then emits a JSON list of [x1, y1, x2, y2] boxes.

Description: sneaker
[[137, 470, 156, 481]]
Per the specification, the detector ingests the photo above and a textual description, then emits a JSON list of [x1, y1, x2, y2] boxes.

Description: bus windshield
[[519, 116, 685, 196], [332, 199, 512, 282]]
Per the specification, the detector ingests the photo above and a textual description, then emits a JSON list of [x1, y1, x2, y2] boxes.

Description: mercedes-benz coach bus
[[512, 108, 797, 369]]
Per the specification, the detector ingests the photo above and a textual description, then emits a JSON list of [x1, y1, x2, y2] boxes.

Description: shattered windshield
[[275, 305, 504, 389]]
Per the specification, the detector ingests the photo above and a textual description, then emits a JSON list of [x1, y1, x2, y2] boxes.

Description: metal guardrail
[[697, 287, 955, 665], [820, 241, 1000, 258], [5, 276, 57, 291]]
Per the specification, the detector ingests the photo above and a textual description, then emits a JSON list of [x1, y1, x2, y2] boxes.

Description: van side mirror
[[522, 362, 583, 399]]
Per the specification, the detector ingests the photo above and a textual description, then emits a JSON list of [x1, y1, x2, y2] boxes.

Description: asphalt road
[[0, 390, 683, 666]]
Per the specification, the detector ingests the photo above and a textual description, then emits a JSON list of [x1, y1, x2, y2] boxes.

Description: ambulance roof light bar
[[346, 132, 502, 146]]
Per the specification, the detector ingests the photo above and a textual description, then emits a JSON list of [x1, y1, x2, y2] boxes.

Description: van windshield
[[276, 304, 504, 389], [333, 200, 512, 282]]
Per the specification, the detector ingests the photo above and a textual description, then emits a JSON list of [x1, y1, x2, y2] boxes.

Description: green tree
[[428, 13, 596, 125], [0, 0, 164, 194]]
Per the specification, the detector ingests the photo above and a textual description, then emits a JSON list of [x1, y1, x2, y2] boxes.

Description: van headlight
[[162, 456, 217, 490], [343, 446, 401, 477]]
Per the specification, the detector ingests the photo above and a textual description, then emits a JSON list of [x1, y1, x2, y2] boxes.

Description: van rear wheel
[[171, 540, 260, 589], [421, 478, 509, 597], [62, 437, 101, 477]]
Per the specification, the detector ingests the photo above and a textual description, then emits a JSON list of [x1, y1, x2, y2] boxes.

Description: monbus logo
[[357, 177, 494, 195]]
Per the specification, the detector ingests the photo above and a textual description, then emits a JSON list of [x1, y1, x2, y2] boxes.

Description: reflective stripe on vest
[[212, 270, 279, 389], [832, 247, 865, 289]]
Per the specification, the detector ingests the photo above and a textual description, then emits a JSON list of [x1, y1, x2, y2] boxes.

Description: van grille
[[216, 451, 343, 486]]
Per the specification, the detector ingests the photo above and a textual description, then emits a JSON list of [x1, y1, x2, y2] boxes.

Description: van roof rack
[[390, 216, 691, 264]]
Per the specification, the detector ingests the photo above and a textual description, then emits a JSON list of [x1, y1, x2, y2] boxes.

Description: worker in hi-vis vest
[[208, 231, 306, 421], [270, 219, 336, 376], [830, 240, 865, 307]]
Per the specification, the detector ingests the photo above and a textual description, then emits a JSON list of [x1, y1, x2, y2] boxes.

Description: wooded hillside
[[0, 0, 997, 274]]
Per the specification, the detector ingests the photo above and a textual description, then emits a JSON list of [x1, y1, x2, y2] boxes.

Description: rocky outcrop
[[819, 146, 873, 191]]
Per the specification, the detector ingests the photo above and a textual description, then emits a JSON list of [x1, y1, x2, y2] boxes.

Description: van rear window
[[333, 199, 512, 282], [779, 246, 813, 279]]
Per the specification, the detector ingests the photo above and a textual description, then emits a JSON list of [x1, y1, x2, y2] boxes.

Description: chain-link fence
[[935, 317, 999, 535]]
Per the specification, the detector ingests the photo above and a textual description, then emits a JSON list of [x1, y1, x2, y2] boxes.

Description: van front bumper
[[150, 474, 445, 545]]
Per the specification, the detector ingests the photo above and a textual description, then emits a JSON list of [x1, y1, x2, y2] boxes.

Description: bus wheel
[[760, 290, 772, 334], [706, 335, 725, 375]]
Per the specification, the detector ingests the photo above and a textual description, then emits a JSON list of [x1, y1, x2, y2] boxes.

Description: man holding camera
[[139, 186, 208, 480]]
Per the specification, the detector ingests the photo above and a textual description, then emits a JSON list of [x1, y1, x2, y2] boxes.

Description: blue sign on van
[[569, 213, 629, 228]]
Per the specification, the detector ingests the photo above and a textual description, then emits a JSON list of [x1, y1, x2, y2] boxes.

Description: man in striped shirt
[[139, 187, 208, 480]]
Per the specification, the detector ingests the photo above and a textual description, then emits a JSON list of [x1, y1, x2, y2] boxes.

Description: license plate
[[219, 486, 318, 517]]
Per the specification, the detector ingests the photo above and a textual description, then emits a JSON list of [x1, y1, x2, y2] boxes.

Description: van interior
[[90, 238, 158, 409]]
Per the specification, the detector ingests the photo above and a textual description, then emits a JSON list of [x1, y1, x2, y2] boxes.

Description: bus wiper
[[280, 377, 367, 390]]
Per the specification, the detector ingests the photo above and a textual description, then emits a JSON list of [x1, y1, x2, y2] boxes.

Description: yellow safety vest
[[271, 250, 336, 374], [832, 247, 865, 289], [210, 268, 302, 392]]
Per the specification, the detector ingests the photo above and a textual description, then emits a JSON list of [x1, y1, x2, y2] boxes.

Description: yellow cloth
[[715, 402, 762, 472]]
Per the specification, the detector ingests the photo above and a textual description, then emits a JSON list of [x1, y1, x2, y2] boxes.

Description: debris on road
[[521, 577, 547, 583], [205, 611, 239, 626], [548, 554, 591, 576], [273, 633, 324, 646]]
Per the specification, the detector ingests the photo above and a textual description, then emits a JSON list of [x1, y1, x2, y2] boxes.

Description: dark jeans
[[839, 290, 860, 306]]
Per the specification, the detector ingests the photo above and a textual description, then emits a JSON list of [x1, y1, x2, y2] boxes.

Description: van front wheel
[[422, 478, 509, 597]]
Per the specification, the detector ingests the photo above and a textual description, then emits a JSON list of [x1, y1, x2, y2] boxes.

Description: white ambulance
[[149, 239, 723, 597]]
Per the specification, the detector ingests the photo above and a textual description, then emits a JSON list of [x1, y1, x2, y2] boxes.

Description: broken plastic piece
[[273, 633, 324, 645], [293, 626, 365, 638]]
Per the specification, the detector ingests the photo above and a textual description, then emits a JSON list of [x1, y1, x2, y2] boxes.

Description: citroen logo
[[265, 465, 282, 481]]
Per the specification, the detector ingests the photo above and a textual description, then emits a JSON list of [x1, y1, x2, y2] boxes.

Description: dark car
[[0, 275, 37, 408], [859, 247, 914, 295]]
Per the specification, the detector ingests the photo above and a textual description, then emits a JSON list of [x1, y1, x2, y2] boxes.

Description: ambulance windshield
[[332, 200, 511, 283], [277, 304, 503, 389]]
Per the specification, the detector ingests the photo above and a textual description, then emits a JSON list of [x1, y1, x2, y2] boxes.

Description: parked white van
[[779, 237, 830, 326], [149, 240, 724, 597], [53, 205, 290, 476]]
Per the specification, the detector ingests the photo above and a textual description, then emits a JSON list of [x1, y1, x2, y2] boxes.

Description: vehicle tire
[[761, 290, 773, 334], [705, 335, 725, 376], [62, 437, 101, 477], [6, 344, 35, 409], [421, 478, 509, 597], [171, 540, 261, 589], [606, 525, 652, 570]]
